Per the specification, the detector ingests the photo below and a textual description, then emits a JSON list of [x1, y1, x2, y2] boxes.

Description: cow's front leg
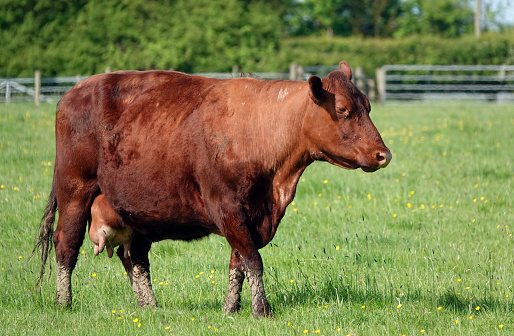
[[117, 236, 157, 307], [223, 249, 245, 313], [244, 267, 270, 317], [223, 214, 272, 318]]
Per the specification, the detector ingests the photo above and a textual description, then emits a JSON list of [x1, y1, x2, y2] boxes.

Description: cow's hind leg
[[53, 197, 92, 307], [117, 236, 157, 307], [223, 249, 245, 314]]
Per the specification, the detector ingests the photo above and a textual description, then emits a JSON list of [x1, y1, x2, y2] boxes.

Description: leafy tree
[[0, 0, 511, 77], [394, 0, 474, 37], [287, 0, 402, 38], [0, 0, 286, 76]]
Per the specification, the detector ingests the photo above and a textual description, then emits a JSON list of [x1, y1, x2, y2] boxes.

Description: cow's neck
[[252, 81, 314, 241], [241, 80, 312, 173]]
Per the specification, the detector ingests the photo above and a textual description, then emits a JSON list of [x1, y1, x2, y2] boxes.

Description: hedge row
[[263, 32, 514, 76], [2, 32, 513, 77]]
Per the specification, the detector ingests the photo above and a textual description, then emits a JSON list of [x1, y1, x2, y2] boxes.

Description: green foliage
[[289, 0, 403, 37], [275, 32, 514, 76], [0, 102, 513, 335], [0, 0, 513, 77], [394, 0, 474, 37], [0, 0, 286, 76]]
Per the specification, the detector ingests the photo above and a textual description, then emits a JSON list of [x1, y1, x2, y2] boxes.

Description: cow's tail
[[30, 175, 57, 289]]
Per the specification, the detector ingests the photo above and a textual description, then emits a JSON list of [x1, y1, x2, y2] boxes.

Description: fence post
[[376, 67, 386, 104], [366, 78, 376, 101], [34, 70, 41, 106], [354, 67, 365, 89], [291, 62, 305, 81], [297, 65, 304, 81], [5, 81, 11, 103], [499, 65, 505, 81], [289, 62, 305, 81], [232, 65, 240, 78]]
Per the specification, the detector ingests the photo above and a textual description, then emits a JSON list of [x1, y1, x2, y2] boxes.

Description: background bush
[[274, 33, 514, 76], [1, 0, 513, 77]]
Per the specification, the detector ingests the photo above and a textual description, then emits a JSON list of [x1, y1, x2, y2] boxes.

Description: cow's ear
[[308, 76, 325, 105], [339, 61, 352, 80]]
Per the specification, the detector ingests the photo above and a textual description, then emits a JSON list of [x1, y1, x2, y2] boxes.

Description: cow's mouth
[[315, 151, 390, 172], [361, 166, 380, 173], [321, 153, 360, 170], [324, 154, 388, 173]]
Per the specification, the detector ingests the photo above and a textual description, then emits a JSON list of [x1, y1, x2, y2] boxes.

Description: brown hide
[[43, 61, 391, 316]]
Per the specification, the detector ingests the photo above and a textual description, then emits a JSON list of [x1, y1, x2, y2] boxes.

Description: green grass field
[[0, 102, 512, 335]]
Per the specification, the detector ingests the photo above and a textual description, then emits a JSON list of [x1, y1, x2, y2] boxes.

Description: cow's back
[[60, 71, 220, 134]]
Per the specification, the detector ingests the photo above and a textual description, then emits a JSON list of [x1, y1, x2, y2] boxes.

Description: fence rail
[[0, 75, 88, 104], [3, 64, 514, 105], [377, 64, 514, 103]]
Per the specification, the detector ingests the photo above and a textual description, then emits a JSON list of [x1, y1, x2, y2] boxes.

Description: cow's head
[[304, 61, 391, 172]]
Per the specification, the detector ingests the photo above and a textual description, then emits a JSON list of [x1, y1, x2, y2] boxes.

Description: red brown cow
[[34, 61, 391, 317]]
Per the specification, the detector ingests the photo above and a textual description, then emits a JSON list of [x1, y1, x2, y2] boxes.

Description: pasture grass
[[0, 101, 512, 335]]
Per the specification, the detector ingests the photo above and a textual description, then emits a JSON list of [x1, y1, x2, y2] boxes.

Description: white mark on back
[[277, 88, 289, 102]]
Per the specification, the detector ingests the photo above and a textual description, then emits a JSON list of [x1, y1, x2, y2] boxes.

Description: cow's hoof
[[252, 301, 273, 318], [252, 310, 273, 319], [55, 297, 72, 309], [135, 292, 158, 307], [223, 300, 241, 314], [137, 298, 158, 308]]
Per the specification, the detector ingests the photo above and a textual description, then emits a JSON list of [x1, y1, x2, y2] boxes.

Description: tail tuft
[[30, 178, 57, 288]]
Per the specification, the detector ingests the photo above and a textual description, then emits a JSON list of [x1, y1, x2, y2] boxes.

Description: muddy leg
[[53, 205, 89, 308], [117, 236, 157, 307], [55, 265, 72, 307], [222, 213, 272, 318], [223, 249, 245, 314], [244, 268, 271, 318]]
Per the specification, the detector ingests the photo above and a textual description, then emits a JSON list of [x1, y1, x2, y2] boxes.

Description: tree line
[[0, 0, 512, 77]]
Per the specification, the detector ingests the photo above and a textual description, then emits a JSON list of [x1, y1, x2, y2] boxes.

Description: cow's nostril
[[377, 151, 392, 167]]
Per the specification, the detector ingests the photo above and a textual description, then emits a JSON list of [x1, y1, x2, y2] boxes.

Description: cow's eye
[[336, 107, 350, 119]]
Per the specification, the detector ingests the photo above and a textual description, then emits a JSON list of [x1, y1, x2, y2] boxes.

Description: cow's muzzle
[[361, 149, 392, 172], [376, 150, 392, 168]]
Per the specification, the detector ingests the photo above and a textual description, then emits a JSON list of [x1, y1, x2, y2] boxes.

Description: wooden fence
[[377, 64, 514, 103], [2, 64, 513, 105], [0, 74, 88, 105]]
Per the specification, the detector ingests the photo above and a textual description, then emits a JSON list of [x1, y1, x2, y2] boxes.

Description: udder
[[89, 194, 133, 258]]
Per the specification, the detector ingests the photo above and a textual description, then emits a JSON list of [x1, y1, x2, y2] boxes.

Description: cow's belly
[[109, 197, 221, 242], [97, 152, 215, 239], [129, 220, 221, 242]]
